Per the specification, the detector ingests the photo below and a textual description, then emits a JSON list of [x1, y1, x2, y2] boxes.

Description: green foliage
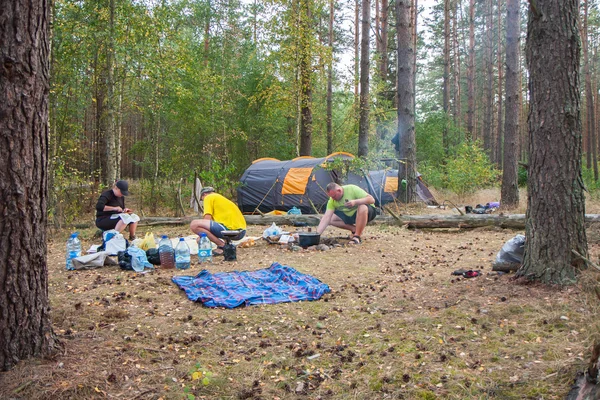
[[518, 165, 528, 187], [444, 141, 500, 196], [581, 162, 600, 197]]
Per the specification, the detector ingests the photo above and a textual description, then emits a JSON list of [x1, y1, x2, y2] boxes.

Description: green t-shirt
[[326, 184, 375, 217]]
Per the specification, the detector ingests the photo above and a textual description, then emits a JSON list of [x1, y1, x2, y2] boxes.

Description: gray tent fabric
[[237, 153, 354, 214], [237, 154, 438, 214]]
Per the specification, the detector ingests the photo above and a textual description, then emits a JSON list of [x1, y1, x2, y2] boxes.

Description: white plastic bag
[[103, 230, 127, 256], [262, 222, 283, 238]]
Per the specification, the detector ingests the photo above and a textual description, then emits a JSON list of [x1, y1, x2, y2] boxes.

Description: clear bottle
[[158, 235, 175, 269], [175, 238, 191, 270], [198, 233, 212, 263], [66, 232, 81, 270]]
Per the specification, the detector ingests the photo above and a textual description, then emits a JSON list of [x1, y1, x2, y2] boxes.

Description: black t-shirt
[[96, 189, 125, 218]]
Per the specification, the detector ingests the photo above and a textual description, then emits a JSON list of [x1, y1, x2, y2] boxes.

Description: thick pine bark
[[518, 0, 587, 284], [500, 0, 520, 209], [0, 0, 58, 370], [396, 0, 417, 203], [358, 0, 370, 157]]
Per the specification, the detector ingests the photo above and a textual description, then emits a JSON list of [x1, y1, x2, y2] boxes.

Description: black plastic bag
[[118, 250, 133, 271], [146, 248, 161, 265]]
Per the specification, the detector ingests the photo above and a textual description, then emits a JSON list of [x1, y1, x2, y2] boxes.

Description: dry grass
[[2, 193, 600, 399]]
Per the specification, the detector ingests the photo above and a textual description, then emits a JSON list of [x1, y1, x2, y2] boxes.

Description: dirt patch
[[1, 217, 600, 399]]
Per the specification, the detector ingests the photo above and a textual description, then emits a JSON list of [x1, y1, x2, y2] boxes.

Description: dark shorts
[[209, 221, 246, 241], [334, 205, 377, 226], [96, 216, 119, 231]]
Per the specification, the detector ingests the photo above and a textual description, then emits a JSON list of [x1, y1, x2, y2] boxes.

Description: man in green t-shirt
[[316, 182, 376, 244]]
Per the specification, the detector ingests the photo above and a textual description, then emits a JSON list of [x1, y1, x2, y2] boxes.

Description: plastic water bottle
[[66, 232, 81, 270], [175, 238, 191, 270], [198, 233, 212, 263], [158, 235, 175, 269]]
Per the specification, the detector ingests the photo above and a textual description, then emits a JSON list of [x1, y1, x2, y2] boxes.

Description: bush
[[518, 165, 528, 187], [443, 141, 500, 197]]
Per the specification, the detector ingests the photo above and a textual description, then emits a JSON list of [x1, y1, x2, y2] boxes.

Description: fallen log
[[73, 214, 600, 230]]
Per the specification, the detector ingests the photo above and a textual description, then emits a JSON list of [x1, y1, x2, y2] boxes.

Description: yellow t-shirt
[[203, 193, 247, 230]]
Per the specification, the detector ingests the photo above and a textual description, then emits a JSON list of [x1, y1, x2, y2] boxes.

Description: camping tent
[[237, 153, 437, 214], [347, 169, 438, 206]]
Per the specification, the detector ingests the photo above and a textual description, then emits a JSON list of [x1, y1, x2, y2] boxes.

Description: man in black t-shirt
[[95, 180, 138, 240]]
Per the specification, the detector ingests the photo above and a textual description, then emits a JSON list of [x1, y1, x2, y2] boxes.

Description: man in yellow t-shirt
[[190, 187, 247, 255], [316, 182, 376, 244]]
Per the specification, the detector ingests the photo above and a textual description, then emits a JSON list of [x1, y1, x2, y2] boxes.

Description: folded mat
[[172, 262, 330, 308]]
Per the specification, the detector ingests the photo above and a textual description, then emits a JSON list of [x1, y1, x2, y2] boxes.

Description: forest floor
[[2, 189, 600, 399]]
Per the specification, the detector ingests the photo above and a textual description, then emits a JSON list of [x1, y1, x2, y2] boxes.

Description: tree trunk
[[327, 0, 334, 155], [483, 0, 494, 157], [583, 0, 598, 181], [105, 0, 117, 186], [354, 0, 360, 101], [500, 0, 520, 209], [0, 0, 58, 370], [452, 0, 462, 132], [518, 0, 587, 284], [396, 0, 417, 203], [358, 0, 371, 157], [467, 0, 475, 140], [496, 0, 504, 167], [299, 0, 313, 156], [443, 0, 450, 152]]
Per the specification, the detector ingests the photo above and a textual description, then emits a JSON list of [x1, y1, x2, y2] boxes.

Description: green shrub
[[518, 165, 528, 187], [444, 141, 500, 196]]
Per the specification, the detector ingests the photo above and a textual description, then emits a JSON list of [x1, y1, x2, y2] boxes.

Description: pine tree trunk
[[452, 0, 462, 131], [0, 0, 59, 370], [483, 0, 494, 158], [105, 0, 117, 185], [327, 0, 334, 155], [443, 0, 450, 152], [467, 0, 475, 140], [517, 0, 587, 284], [496, 0, 504, 167], [583, 0, 598, 181], [396, 0, 417, 203], [358, 0, 371, 157], [500, 0, 520, 209], [299, 0, 313, 156]]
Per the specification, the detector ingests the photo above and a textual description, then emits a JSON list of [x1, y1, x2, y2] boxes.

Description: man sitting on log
[[190, 187, 246, 255], [316, 182, 376, 244]]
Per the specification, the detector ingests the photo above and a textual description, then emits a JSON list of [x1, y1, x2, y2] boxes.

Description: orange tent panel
[[282, 168, 313, 195], [384, 177, 398, 193]]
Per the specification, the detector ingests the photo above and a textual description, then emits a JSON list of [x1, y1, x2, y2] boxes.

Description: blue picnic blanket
[[171, 262, 331, 308]]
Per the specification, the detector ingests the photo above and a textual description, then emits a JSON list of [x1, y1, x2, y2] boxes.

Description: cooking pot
[[298, 232, 320, 248]]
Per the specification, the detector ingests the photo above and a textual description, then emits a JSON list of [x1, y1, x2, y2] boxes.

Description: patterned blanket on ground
[[172, 262, 330, 308]]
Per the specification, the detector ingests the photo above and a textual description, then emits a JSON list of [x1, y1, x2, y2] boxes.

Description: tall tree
[[500, 0, 520, 208], [583, 0, 598, 180], [358, 0, 371, 156], [396, 0, 417, 203], [299, 0, 314, 156], [327, 0, 334, 154], [466, 0, 475, 140], [517, 0, 587, 284], [442, 0, 450, 152], [495, 0, 504, 166], [483, 0, 494, 157], [0, 0, 58, 369]]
